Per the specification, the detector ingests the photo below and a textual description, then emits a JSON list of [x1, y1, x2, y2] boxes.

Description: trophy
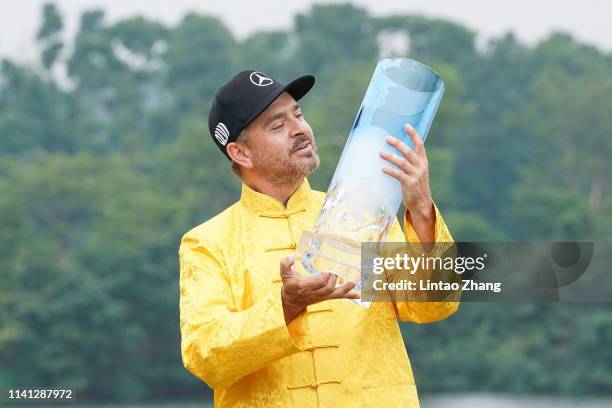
[[295, 58, 445, 304]]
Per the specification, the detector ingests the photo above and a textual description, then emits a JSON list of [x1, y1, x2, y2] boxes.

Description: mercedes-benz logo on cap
[[214, 122, 229, 145], [249, 71, 273, 87]]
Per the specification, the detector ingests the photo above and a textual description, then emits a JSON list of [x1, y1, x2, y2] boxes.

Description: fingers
[[326, 281, 358, 300], [310, 273, 361, 301], [299, 272, 333, 291], [313, 272, 333, 290], [404, 124, 426, 157], [281, 260, 361, 304], [280, 257, 330, 291], [379, 149, 415, 173], [384, 136, 418, 164], [345, 291, 361, 300], [382, 124, 429, 185], [280, 255, 298, 282], [312, 273, 338, 297], [382, 165, 414, 185], [280, 255, 294, 272]]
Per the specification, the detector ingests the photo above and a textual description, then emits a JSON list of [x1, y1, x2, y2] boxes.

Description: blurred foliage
[[0, 1, 611, 402]]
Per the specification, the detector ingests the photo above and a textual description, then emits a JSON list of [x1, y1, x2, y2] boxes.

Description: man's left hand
[[379, 123, 436, 248]]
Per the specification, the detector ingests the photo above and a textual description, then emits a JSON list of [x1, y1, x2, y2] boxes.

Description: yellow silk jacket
[[179, 178, 459, 407]]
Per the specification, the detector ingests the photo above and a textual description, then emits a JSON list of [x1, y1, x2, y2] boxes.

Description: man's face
[[242, 92, 320, 185]]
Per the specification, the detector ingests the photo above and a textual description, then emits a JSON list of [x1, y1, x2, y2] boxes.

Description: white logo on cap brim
[[214, 122, 230, 145], [249, 71, 273, 87]]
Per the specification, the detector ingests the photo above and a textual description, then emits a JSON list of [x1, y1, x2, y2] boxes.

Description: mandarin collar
[[240, 178, 312, 217]]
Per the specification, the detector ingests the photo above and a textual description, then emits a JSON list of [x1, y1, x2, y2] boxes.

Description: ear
[[226, 142, 254, 169]]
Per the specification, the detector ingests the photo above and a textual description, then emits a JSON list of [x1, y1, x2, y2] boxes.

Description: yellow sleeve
[[178, 232, 308, 389], [386, 203, 461, 323]]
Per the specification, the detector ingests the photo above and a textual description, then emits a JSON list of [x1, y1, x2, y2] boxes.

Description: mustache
[[291, 135, 314, 153]]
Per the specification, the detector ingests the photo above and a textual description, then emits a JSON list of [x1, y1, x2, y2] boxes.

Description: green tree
[[165, 13, 236, 113], [37, 2, 64, 71], [295, 4, 377, 73]]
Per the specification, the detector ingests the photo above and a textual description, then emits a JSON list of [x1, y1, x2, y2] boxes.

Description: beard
[[251, 136, 320, 187]]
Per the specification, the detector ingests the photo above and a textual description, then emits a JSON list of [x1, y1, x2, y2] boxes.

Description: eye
[[272, 123, 284, 130], [295, 112, 303, 119]]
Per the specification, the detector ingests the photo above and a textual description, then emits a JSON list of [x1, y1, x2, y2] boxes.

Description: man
[[179, 69, 459, 407]]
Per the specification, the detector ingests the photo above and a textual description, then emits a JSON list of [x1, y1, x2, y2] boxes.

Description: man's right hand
[[280, 255, 360, 324]]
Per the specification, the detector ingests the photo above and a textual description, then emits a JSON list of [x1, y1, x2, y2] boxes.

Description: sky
[[1, 0, 610, 63]]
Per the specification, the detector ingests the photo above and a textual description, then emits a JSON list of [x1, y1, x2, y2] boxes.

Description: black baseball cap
[[208, 69, 315, 159]]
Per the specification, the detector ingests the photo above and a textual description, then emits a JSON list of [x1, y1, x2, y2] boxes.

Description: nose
[[288, 115, 310, 139]]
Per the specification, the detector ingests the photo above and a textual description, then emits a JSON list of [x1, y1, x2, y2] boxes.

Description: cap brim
[[285, 75, 315, 102], [242, 75, 315, 131]]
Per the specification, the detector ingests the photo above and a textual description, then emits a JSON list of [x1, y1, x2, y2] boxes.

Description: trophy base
[[294, 230, 371, 308]]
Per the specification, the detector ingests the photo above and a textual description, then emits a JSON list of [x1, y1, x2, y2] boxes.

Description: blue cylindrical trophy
[[295, 58, 445, 304]]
